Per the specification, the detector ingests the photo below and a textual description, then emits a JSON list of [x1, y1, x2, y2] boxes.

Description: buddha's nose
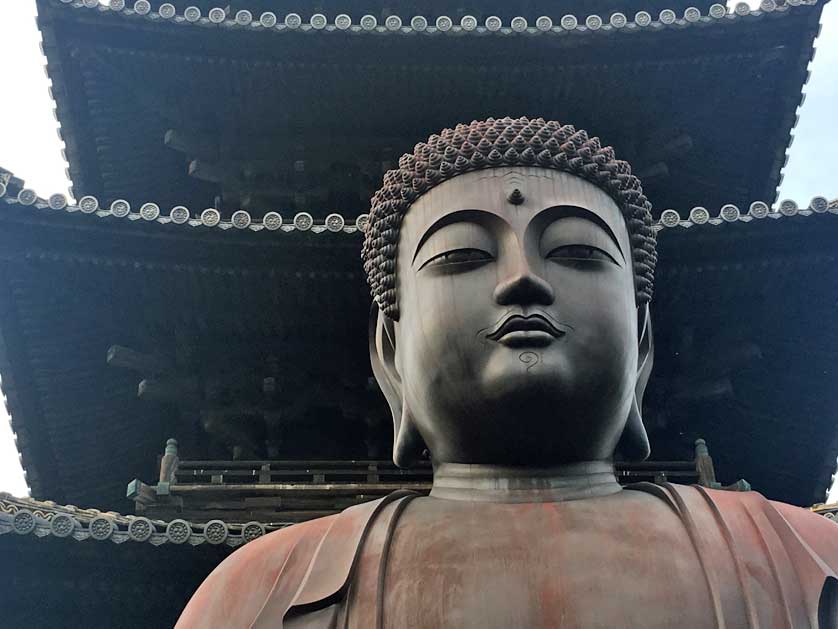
[[493, 261, 555, 307]]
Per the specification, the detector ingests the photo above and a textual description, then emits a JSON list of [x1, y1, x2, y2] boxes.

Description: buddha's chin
[[480, 347, 572, 398]]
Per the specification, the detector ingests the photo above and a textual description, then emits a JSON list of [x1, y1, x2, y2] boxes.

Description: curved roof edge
[[1, 167, 836, 235], [41, 0, 825, 223], [53, 0, 819, 38], [0, 171, 367, 235], [0, 493, 283, 548], [655, 198, 838, 230]]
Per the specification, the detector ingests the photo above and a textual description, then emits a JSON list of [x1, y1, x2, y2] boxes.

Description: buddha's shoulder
[[176, 514, 338, 628], [696, 484, 838, 536], [219, 512, 337, 578], [767, 496, 838, 559], [739, 490, 838, 571], [659, 484, 838, 563], [177, 494, 413, 628]]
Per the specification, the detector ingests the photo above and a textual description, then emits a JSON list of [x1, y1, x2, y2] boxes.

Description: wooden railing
[[173, 459, 433, 486], [127, 438, 745, 525]]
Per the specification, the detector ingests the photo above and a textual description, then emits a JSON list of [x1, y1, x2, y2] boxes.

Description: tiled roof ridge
[[0, 492, 282, 547], [0, 170, 366, 234], [1, 167, 835, 234], [51, 0, 820, 38]]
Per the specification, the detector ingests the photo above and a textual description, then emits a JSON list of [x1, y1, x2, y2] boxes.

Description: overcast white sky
[[0, 1, 836, 498]]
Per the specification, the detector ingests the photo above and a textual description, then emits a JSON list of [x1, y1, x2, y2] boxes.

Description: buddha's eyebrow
[[411, 209, 494, 264], [538, 206, 625, 262]]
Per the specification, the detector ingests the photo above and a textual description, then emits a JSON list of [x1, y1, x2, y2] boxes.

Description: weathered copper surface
[[177, 119, 838, 628], [178, 482, 838, 628]]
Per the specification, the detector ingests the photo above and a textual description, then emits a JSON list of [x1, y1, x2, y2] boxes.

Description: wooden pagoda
[[1, 0, 835, 626]]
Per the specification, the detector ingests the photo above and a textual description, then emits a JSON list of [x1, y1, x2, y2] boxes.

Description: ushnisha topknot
[[362, 116, 657, 320]]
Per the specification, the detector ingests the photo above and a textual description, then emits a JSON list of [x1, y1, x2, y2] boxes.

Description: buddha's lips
[[486, 314, 566, 343]]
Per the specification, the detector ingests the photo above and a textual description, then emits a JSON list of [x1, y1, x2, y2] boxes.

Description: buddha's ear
[[617, 304, 653, 461], [369, 305, 401, 419], [368, 306, 424, 467], [635, 303, 654, 406]]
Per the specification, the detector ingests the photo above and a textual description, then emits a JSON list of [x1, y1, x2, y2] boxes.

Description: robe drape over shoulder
[[176, 485, 838, 629]]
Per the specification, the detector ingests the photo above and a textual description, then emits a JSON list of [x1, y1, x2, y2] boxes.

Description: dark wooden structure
[[0, 0, 826, 509], [39, 0, 818, 219], [0, 493, 230, 629], [127, 438, 738, 523], [0, 0, 834, 626], [2, 167, 834, 513]]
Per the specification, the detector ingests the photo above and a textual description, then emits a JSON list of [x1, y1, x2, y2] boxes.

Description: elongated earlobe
[[617, 305, 653, 461], [618, 398, 651, 461], [393, 404, 425, 467], [369, 306, 427, 468]]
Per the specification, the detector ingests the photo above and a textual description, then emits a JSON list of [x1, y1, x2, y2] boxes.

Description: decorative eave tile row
[[0, 180, 368, 234], [1, 177, 835, 235], [54, 0, 820, 38], [653, 197, 838, 231], [0, 493, 281, 548]]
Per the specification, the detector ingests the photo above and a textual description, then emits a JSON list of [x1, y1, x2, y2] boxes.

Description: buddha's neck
[[430, 461, 621, 503]]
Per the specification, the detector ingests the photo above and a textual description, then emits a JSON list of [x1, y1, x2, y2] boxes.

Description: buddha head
[[363, 117, 657, 468]]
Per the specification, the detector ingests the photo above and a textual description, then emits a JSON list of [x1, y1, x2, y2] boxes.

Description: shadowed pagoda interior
[[1, 2, 837, 627]]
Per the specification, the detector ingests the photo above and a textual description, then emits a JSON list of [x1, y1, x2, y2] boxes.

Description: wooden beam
[[177, 459, 433, 468], [170, 482, 433, 494], [188, 159, 227, 184], [138, 378, 199, 403], [636, 134, 694, 174], [636, 162, 669, 180], [126, 479, 159, 505], [172, 130, 409, 162], [164, 128, 219, 159], [106, 345, 172, 375]]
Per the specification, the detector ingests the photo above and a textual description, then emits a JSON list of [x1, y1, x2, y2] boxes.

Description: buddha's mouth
[[486, 314, 567, 347]]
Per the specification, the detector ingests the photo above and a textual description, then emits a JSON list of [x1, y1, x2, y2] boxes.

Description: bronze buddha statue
[[177, 118, 838, 629]]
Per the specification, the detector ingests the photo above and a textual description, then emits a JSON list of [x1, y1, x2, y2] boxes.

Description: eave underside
[[0, 199, 365, 507], [0, 531, 225, 629], [3, 0, 830, 510], [34, 1, 822, 221], [0, 194, 836, 508]]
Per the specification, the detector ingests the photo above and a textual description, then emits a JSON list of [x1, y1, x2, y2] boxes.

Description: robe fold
[[177, 484, 838, 629]]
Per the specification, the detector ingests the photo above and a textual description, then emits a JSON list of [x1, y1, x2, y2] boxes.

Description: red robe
[[177, 485, 838, 628]]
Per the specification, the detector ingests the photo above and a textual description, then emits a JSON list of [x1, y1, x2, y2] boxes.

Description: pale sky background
[[0, 0, 836, 500]]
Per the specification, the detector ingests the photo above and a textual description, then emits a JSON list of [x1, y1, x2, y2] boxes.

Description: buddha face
[[375, 167, 649, 466]]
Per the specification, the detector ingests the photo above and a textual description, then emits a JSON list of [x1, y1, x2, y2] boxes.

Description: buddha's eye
[[419, 248, 493, 270], [546, 244, 617, 265]]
